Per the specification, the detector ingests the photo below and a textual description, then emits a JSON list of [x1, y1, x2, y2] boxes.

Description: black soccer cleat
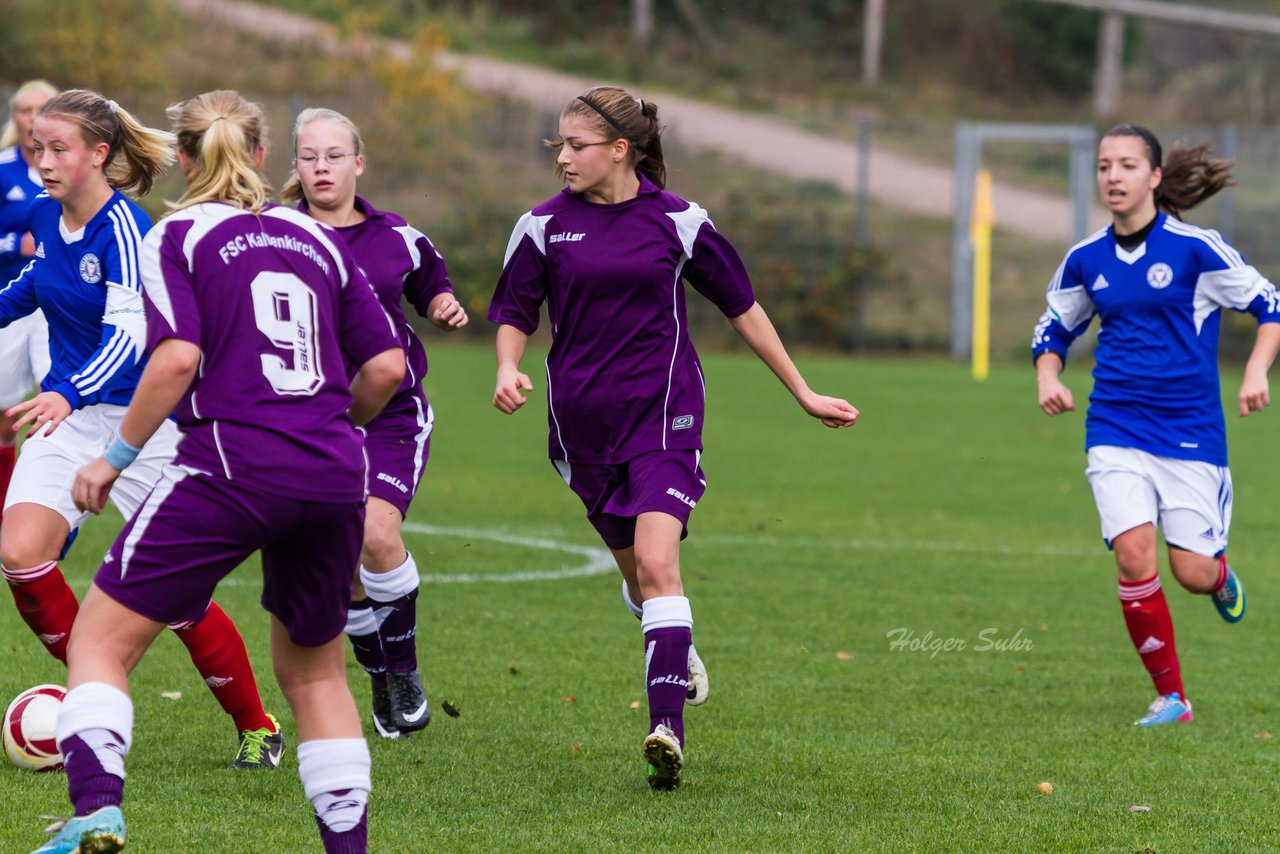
[[387, 670, 431, 734]]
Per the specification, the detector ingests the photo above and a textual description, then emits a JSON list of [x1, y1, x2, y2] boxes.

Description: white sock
[[56, 682, 134, 778], [360, 553, 419, 602], [641, 596, 693, 633], [298, 738, 371, 832]]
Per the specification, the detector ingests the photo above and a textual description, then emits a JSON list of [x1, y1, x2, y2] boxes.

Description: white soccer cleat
[[686, 645, 709, 706], [643, 723, 683, 790]]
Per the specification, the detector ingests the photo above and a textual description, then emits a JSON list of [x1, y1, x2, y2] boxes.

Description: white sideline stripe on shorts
[[119, 465, 193, 580]]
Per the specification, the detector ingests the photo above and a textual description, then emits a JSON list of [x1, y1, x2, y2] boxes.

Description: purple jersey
[[301, 196, 453, 401], [139, 203, 399, 502], [489, 175, 756, 464]]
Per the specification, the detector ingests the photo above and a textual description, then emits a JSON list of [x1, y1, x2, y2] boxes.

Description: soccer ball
[[3, 684, 66, 772]]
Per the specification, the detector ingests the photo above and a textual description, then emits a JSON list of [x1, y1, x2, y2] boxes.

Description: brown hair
[[1103, 124, 1233, 220], [166, 90, 271, 213], [279, 107, 365, 205], [39, 89, 174, 197], [549, 86, 665, 189], [0, 79, 59, 149]]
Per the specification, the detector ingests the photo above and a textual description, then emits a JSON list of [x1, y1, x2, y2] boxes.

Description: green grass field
[[3, 342, 1279, 852]]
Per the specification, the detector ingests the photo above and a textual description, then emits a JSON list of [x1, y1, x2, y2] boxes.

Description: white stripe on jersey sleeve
[[1193, 267, 1276, 333], [666, 202, 712, 259], [262, 206, 350, 287], [502, 212, 551, 266], [107, 204, 144, 291], [392, 224, 435, 273], [70, 201, 147, 393], [1043, 227, 1108, 330], [1162, 218, 1246, 268]]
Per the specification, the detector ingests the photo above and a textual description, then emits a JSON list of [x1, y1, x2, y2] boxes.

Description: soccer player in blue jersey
[[284, 107, 468, 739], [1032, 124, 1280, 726], [0, 89, 284, 769], [490, 85, 859, 789], [0, 80, 57, 523], [32, 89, 404, 854]]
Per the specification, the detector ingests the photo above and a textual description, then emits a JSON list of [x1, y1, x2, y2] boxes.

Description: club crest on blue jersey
[[1146, 262, 1173, 289], [79, 253, 103, 284]]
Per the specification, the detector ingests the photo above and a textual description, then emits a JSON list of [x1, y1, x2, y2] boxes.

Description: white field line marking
[[694, 532, 1098, 558], [401, 522, 616, 583]]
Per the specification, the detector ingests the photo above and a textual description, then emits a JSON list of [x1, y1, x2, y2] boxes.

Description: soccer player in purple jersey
[[490, 85, 859, 790], [283, 107, 468, 739], [28, 90, 406, 854], [0, 89, 283, 773], [1033, 125, 1280, 727], [0, 80, 57, 525]]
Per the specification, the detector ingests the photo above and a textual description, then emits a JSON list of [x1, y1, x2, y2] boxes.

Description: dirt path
[[176, 0, 1088, 244]]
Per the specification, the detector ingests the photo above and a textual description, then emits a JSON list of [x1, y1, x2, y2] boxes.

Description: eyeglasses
[[295, 152, 358, 168]]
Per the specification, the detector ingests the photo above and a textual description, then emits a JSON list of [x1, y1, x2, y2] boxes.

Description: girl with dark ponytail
[[491, 84, 859, 790], [1032, 123, 1280, 727]]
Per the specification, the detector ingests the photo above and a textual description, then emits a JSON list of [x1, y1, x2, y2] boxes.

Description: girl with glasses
[[282, 107, 468, 740]]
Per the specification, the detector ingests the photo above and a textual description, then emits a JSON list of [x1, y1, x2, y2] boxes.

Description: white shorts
[[1085, 445, 1232, 558], [3, 403, 181, 532], [0, 310, 51, 408]]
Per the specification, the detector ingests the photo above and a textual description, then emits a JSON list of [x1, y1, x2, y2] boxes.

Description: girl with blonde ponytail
[[0, 92, 285, 826], [49, 89, 405, 854]]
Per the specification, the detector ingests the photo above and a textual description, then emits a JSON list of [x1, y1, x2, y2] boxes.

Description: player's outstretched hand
[[1038, 378, 1075, 416], [6, 391, 72, 438], [493, 367, 534, 414], [799, 390, 859, 428], [428, 293, 469, 331], [72, 456, 122, 515], [1239, 372, 1270, 417]]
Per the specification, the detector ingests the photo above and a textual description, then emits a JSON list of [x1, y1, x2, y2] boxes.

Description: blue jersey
[[0, 189, 150, 409], [0, 145, 44, 284], [1031, 212, 1280, 466]]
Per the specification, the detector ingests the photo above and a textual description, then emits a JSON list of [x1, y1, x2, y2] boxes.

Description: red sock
[[0, 445, 15, 525], [1210, 554, 1229, 594], [3, 561, 79, 663], [172, 602, 273, 733], [1118, 575, 1184, 699]]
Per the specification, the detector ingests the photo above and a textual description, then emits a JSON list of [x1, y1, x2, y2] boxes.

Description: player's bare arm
[[494, 323, 533, 414], [1239, 322, 1280, 417], [1035, 351, 1074, 416]]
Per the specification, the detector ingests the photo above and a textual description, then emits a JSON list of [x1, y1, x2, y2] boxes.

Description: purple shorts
[[94, 465, 364, 647], [364, 391, 434, 517], [553, 450, 706, 550]]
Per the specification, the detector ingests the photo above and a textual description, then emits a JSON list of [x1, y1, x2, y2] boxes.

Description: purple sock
[[346, 600, 387, 677], [61, 732, 125, 816], [644, 626, 692, 746], [314, 801, 368, 854], [377, 588, 419, 674]]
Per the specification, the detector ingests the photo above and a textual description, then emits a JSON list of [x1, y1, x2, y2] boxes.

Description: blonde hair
[[279, 107, 365, 205], [0, 80, 59, 149], [550, 85, 665, 188], [166, 90, 271, 213], [39, 89, 174, 198]]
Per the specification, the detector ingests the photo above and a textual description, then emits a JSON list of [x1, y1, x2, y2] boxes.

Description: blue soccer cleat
[[1134, 693, 1193, 727], [32, 806, 125, 853], [1212, 567, 1245, 623]]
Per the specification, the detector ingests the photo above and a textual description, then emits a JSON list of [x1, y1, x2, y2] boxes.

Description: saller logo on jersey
[[79, 253, 103, 284], [1146, 262, 1173, 289], [549, 231, 585, 244], [671, 415, 694, 430]]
